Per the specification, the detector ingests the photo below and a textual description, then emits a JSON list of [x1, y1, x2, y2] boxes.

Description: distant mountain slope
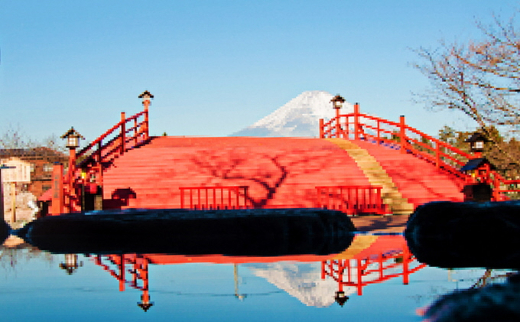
[[230, 91, 354, 137]]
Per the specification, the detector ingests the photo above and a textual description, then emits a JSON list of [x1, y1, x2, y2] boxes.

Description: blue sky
[[0, 0, 518, 145]]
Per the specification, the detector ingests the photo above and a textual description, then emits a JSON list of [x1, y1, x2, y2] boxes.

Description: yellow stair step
[[326, 138, 415, 215]]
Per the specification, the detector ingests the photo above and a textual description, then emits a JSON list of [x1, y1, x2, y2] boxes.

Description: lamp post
[[138, 91, 154, 141], [139, 90, 154, 107], [461, 132, 495, 201], [465, 132, 488, 158], [60, 127, 84, 211], [330, 95, 345, 138]]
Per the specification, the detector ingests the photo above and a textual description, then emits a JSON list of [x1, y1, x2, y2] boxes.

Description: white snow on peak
[[230, 91, 354, 137], [246, 262, 353, 308]]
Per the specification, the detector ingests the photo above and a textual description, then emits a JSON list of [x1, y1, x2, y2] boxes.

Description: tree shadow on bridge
[[189, 148, 346, 209]]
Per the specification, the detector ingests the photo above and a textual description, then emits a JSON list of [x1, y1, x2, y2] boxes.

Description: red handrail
[[76, 109, 149, 169], [62, 107, 149, 212], [320, 104, 520, 199], [180, 186, 251, 210], [316, 185, 390, 216]]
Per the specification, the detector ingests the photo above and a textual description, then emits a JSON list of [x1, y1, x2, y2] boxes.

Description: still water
[[0, 234, 512, 322]]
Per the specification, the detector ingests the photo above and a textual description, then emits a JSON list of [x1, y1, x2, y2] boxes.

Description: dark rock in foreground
[[0, 220, 10, 245], [422, 273, 520, 321], [405, 201, 520, 269], [16, 208, 356, 256]]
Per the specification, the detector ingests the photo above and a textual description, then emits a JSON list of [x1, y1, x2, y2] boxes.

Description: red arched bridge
[[43, 93, 520, 216]]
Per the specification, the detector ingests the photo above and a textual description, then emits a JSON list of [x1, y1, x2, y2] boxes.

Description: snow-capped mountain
[[230, 91, 354, 137], [246, 260, 413, 308], [246, 262, 348, 308]]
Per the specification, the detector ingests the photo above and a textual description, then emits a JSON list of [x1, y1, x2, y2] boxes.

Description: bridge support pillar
[[399, 115, 406, 154], [51, 163, 64, 215]]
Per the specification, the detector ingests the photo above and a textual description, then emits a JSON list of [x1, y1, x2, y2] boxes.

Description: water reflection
[[45, 234, 425, 311], [5, 229, 519, 321], [322, 235, 426, 298], [92, 254, 153, 311]]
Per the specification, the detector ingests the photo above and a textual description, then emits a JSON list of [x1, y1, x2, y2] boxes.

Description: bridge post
[[354, 103, 360, 140], [51, 163, 64, 215], [67, 147, 76, 212], [319, 119, 324, 138], [144, 102, 149, 141], [435, 142, 440, 168], [335, 107, 341, 138], [138, 91, 153, 141], [402, 245, 410, 285], [399, 115, 406, 154], [120, 112, 126, 155]]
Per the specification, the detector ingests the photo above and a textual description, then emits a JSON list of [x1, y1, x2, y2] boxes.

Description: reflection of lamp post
[[59, 254, 83, 275], [138, 294, 154, 312], [137, 257, 154, 312], [330, 95, 345, 138], [234, 264, 246, 301], [335, 290, 349, 307], [60, 127, 84, 211]]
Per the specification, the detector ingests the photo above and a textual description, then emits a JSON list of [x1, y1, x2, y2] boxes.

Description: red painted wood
[[315, 185, 390, 216], [320, 105, 520, 197], [59, 108, 150, 212], [179, 186, 250, 209], [354, 140, 465, 208], [50, 163, 64, 215], [101, 137, 371, 210], [322, 235, 426, 296]]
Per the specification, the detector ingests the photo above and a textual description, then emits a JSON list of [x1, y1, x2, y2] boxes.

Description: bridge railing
[[180, 186, 251, 210], [320, 104, 520, 199], [76, 109, 149, 171], [61, 106, 149, 212], [315, 185, 390, 216]]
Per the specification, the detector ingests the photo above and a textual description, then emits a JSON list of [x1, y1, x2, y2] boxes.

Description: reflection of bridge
[[45, 92, 520, 215], [322, 235, 426, 299], [90, 235, 423, 310]]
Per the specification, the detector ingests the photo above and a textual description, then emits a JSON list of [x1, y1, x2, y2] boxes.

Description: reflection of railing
[[93, 255, 153, 312], [92, 236, 426, 309], [322, 244, 426, 296], [320, 104, 520, 199], [180, 186, 251, 209], [315, 186, 390, 216]]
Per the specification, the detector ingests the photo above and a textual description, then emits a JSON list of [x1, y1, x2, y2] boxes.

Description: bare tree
[[0, 125, 36, 150], [40, 134, 67, 154], [413, 14, 520, 135], [0, 125, 66, 154]]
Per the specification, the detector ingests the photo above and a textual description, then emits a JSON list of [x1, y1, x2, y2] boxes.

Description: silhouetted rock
[[0, 220, 10, 245], [422, 273, 520, 321], [405, 201, 520, 269], [16, 208, 355, 255]]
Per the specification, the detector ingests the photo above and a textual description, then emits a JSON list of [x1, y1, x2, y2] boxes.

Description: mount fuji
[[230, 91, 354, 138]]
